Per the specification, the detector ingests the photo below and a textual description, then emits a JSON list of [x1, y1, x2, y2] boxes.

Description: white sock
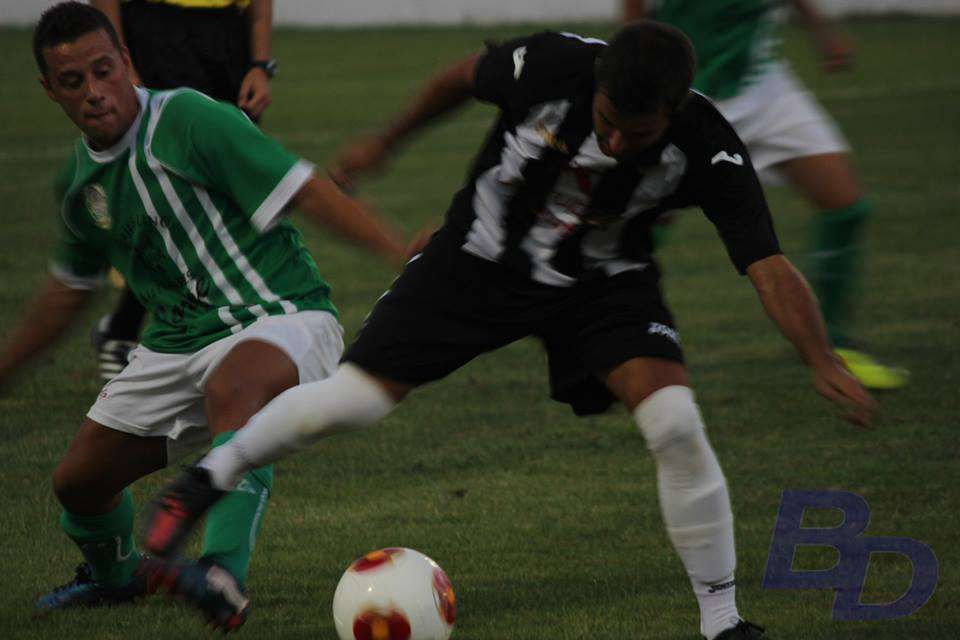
[[200, 364, 396, 490], [633, 386, 740, 640]]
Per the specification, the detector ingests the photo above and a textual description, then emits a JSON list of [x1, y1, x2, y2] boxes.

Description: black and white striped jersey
[[442, 31, 781, 287]]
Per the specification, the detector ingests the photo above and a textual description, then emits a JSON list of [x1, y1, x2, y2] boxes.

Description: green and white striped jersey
[[52, 87, 337, 353], [650, 0, 785, 100]]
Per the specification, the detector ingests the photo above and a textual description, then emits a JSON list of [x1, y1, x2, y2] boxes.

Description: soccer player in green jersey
[[624, 0, 909, 390], [0, 2, 406, 629]]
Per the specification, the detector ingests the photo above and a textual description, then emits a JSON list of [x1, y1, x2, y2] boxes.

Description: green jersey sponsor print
[[650, 0, 784, 100], [52, 88, 337, 353]]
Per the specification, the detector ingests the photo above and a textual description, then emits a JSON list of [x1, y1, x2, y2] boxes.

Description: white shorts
[[712, 62, 849, 183], [88, 310, 344, 461]]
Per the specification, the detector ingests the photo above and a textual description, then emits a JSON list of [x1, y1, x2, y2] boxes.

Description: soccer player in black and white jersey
[[145, 23, 875, 639]]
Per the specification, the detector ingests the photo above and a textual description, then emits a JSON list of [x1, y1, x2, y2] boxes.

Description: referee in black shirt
[[88, 0, 276, 379]]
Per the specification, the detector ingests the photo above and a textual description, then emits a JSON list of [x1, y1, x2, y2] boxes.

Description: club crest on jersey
[[84, 184, 111, 229]]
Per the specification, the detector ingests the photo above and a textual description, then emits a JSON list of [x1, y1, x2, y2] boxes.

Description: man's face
[[40, 29, 139, 150], [592, 91, 671, 161]]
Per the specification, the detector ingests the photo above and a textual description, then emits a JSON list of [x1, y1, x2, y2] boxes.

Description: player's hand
[[238, 67, 272, 120], [328, 136, 393, 192], [815, 28, 855, 73], [811, 355, 876, 427]]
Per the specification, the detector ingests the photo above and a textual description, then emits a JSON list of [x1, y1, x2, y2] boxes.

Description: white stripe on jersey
[[144, 92, 253, 310], [463, 100, 689, 286], [128, 147, 209, 302], [218, 306, 244, 333], [463, 99, 572, 264], [559, 32, 608, 46], [193, 186, 298, 315]]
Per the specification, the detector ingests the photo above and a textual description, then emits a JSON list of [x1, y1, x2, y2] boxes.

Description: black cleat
[[144, 466, 226, 558], [713, 620, 770, 639], [90, 315, 137, 382], [34, 562, 150, 613], [142, 558, 249, 632]]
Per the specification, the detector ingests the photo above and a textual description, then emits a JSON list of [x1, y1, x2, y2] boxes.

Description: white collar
[[83, 86, 148, 164]]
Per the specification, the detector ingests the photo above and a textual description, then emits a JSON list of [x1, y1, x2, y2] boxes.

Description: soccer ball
[[332, 547, 456, 640]]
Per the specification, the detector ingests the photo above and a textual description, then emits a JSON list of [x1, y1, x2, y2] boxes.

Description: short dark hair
[[594, 21, 697, 116], [33, 2, 123, 77]]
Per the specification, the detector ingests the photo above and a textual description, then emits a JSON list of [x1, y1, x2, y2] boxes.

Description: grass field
[[0, 17, 958, 640]]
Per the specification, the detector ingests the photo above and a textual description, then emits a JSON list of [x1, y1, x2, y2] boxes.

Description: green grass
[[1, 17, 958, 639]]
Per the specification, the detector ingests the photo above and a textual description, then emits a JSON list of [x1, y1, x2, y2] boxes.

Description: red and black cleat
[[143, 465, 226, 557], [139, 558, 249, 633]]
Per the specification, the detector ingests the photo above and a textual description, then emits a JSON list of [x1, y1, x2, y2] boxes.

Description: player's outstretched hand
[[328, 136, 393, 192], [811, 356, 876, 427]]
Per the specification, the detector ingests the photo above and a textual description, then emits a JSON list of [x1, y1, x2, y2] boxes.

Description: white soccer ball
[[332, 547, 456, 640]]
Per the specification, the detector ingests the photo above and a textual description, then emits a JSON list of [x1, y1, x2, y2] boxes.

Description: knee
[[52, 459, 97, 511], [205, 376, 275, 429], [633, 385, 704, 453]]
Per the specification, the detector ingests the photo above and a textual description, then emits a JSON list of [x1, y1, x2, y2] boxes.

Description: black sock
[[106, 288, 147, 340]]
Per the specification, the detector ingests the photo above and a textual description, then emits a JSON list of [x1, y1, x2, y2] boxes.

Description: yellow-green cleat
[[835, 348, 910, 390]]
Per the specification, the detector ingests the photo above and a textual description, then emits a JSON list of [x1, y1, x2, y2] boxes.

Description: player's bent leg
[[145, 363, 402, 558], [37, 420, 166, 612], [605, 359, 743, 640]]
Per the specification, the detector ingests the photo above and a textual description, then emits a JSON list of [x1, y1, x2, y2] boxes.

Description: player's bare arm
[[290, 175, 407, 266], [330, 52, 482, 187], [238, 0, 273, 118], [0, 276, 93, 388], [746, 254, 875, 426]]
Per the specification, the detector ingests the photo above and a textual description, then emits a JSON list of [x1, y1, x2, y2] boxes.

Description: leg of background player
[[777, 152, 908, 389], [91, 286, 147, 382], [604, 358, 743, 640]]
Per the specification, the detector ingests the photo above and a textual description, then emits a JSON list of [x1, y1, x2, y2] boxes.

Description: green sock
[[60, 488, 141, 588], [807, 199, 872, 348], [200, 431, 273, 588]]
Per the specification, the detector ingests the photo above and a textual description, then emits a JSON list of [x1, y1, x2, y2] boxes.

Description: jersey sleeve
[[472, 35, 530, 108], [49, 199, 108, 291], [151, 90, 314, 232], [473, 31, 603, 112], [684, 97, 782, 274]]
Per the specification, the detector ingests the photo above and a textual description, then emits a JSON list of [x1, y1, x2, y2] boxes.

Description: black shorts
[[121, 2, 250, 105], [344, 233, 684, 416]]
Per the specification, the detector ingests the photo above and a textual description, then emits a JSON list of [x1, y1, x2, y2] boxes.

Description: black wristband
[[250, 59, 278, 78]]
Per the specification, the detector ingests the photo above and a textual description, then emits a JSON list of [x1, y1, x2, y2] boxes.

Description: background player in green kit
[[624, 0, 909, 389], [0, 2, 405, 629]]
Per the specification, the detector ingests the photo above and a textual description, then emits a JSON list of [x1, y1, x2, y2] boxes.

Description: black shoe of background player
[[713, 620, 770, 639], [141, 557, 249, 632], [144, 466, 226, 558], [90, 315, 137, 382]]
